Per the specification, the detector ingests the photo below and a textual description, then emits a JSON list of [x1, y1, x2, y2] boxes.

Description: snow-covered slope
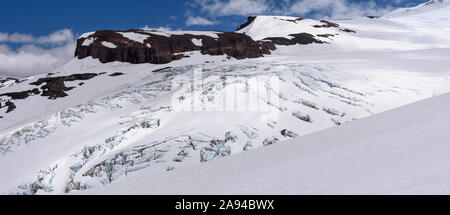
[[84, 91, 450, 195], [1, 1, 450, 195], [239, 7, 450, 52], [237, 16, 349, 41], [389, 0, 450, 17]]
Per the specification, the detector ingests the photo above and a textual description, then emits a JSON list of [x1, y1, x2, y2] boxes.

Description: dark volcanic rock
[[340, 28, 356, 33], [309, 19, 355, 33], [30, 73, 98, 99], [5, 101, 16, 113], [313, 20, 340, 28], [259, 41, 277, 51], [75, 30, 273, 64], [263, 37, 292, 46], [0, 88, 40, 100], [31, 73, 98, 86], [237, 16, 257, 31], [263, 33, 325, 46], [200, 32, 273, 59], [317, 34, 335, 38], [275, 17, 305, 24], [109, 72, 125, 77], [0, 73, 99, 114], [40, 79, 74, 99]]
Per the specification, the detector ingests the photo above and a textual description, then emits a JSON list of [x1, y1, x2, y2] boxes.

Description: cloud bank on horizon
[[185, 0, 415, 26], [0, 0, 423, 78], [0, 29, 75, 78]]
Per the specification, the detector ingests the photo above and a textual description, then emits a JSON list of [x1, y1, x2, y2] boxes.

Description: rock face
[[75, 30, 274, 64]]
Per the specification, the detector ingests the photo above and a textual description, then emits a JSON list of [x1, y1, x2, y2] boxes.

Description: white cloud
[[6, 33, 35, 43], [141, 26, 175, 31], [283, 0, 393, 19], [0, 29, 75, 78], [0, 29, 74, 45], [194, 0, 272, 16], [190, 0, 400, 19], [186, 16, 217, 26], [0, 44, 13, 55], [0, 33, 9, 42], [220, 0, 271, 16], [36, 29, 74, 44]]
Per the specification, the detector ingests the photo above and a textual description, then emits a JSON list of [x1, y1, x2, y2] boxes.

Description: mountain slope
[[389, 0, 450, 17], [84, 91, 450, 195]]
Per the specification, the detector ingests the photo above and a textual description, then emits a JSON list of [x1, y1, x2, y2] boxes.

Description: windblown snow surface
[[1, 0, 450, 195]]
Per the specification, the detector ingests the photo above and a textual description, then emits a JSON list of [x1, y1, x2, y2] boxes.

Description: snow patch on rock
[[118, 32, 149, 43], [101, 42, 117, 49], [82, 38, 95, 46], [191, 38, 203, 46]]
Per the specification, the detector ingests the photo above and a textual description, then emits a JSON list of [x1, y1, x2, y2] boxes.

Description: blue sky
[[0, 0, 427, 77], [1, 0, 426, 36]]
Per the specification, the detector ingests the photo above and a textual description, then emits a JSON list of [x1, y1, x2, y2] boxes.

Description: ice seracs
[[84, 91, 450, 194]]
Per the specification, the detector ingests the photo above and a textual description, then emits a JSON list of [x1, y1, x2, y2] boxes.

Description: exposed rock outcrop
[[340, 28, 356, 33], [0, 88, 40, 100], [0, 78, 21, 89], [109, 72, 125, 77], [263, 33, 325, 46], [30, 73, 98, 99], [317, 34, 335, 38], [237, 16, 257, 31], [75, 30, 274, 64], [274, 17, 305, 24], [4, 101, 16, 113], [0, 73, 99, 114], [310, 20, 356, 33], [313, 20, 340, 28], [1, 88, 39, 114]]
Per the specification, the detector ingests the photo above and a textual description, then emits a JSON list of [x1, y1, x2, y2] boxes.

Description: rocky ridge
[[75, 30, 275, 64]]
